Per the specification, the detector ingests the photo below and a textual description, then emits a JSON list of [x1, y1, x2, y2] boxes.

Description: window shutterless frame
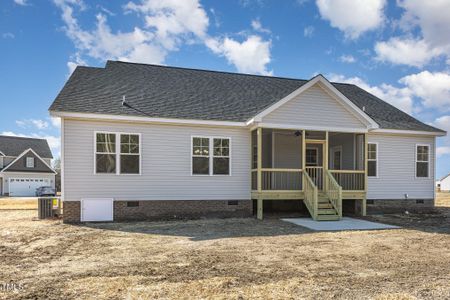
[[94, 131, 142, 175], [415, 143, 430, 179], [191, 135, 231, 176], [367, 142, 378, 178]]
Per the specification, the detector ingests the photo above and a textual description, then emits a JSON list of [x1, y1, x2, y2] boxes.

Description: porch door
[[305, 143, 324, 189]]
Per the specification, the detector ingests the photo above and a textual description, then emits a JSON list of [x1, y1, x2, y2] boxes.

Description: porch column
[[324, 131, 329, 191], [362, 133, 368, 216], [257, 127, 263, 220]]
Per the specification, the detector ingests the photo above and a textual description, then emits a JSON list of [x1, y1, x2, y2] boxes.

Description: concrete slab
[[281, 217, 400, 231]]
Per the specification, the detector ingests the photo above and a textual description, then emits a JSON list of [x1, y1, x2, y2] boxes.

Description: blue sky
[[1, 0, 450, 178]]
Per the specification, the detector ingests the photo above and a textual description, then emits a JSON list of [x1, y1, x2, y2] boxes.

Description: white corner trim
[[61, 118, 65, 201], [50, 111, 247, 128], [0, 151, 5, 157], [247, 75, 379, 129], [0, 148, 56, 174], [371, 128, 446, 136]]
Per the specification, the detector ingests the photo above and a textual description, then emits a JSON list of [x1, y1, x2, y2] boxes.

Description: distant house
[[436, 173, 450, 192], [0, 136, 56, 197], [49, 61, 446, 223]]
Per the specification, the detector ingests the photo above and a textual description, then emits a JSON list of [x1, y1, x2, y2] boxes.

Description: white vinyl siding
[[367, 133, 435, 199], [63, 119, 250, 201], [262, 84, 367, 130]]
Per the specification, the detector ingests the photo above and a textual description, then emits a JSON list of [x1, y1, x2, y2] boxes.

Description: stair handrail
[[325, 169, 342, 218], [303, 171, 318, 220]]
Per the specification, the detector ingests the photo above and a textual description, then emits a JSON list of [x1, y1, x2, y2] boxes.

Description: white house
[[0, 135, 56, 196], [437, 174, 450, 192], [49, 61, 446, 223]]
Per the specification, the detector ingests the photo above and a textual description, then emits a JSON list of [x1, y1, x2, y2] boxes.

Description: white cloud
[[1, 132, 61, 158], [303, 26, 314, 38], [50, 117, 61, 128], [251, 19, 271, 34], [206, 35, 272, 75], [54, 0, 209, 71], [14, 0, 28, 6], [15, 119, 50, 130], [374, 1, 450, 67], [54, 0, 275, 76], [316, 0, 386, 39], [328, 73, 413, 114], [2, 32, 15, 39], [375, 38, 443, 67], [339, 54, 356, 63], [437, 147, 450, 158], [400, 71, 450, 110], [434, 116, 450, 157]]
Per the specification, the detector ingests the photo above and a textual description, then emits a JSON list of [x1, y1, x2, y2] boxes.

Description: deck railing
[[325, 170, 342, 217], [252, 168, 303, 191], [305, 167, 323, 190], [303, 171, 318, 219], [329, 170, 365, 191]]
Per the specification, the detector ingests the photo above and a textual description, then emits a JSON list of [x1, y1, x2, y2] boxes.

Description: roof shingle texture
[[49, 61, 443, 133], [0, 136, 53, 158]]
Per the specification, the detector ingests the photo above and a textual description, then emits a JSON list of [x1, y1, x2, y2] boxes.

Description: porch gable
[[254, 76, 378, 132]]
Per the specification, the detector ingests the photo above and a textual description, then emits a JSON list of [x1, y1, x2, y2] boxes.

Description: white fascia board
[[247, 75, 379, 129], [0, 148, 57, 174], [258, 122, 368, 133], [371, 128, 446, 137], [50, 111, 247, 128]]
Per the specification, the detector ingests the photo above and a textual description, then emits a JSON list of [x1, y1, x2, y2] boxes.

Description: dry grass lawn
[[0, 197, 37, 210], [0, 195, 449, 299]]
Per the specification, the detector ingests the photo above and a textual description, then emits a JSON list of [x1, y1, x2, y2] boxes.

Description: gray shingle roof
[[49, 60, 444, 133], [0, 136, 53, 158]]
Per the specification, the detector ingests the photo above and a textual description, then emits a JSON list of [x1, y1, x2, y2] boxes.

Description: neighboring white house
[[0, 136, 56, 196], [436, 174, 450, 192], [49, 61, 446, 223]]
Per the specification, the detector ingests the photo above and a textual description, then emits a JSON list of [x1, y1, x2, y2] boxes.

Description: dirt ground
[[0, 195, 449, 299]]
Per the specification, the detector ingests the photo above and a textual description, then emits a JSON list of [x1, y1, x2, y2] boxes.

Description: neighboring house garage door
[[9, 178, 50, 197], [81, 198, 113, 222]]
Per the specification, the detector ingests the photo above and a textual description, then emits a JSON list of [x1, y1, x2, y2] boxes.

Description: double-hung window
[[26, 157, 35, 168], [120, 134, 140, 174], [213, 138, 230, 175], [367, 143, 377, 177], [192, 137, 230, 175], [95, 132, 140, 175], [416, 145, 430, 178]]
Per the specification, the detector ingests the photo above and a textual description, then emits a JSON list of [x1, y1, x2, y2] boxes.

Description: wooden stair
[[316, 192, 340, 221]]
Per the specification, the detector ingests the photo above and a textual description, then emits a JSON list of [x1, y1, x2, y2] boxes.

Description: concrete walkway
[[281, 217, 400, 231]]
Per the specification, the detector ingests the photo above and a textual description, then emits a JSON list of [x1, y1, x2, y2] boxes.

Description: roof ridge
[[107, 60, 318, 83], [0, 135, 48, 141]]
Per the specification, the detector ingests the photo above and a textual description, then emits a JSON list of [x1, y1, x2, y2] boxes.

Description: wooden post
[[363, 133, 368, 216], [257, 127, 263, 220], [324, 131, 329, 191], [302, 130, 306, 171]]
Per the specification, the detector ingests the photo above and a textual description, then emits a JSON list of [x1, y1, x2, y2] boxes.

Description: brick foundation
[[63, 200, 252, 223], [366, 198, 434, 214], [62, 201, 81, 223], [114, 200, 252, 221]]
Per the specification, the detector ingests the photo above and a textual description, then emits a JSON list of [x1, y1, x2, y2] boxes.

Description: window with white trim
[[120, 134, 140, 174], [192, 137, 230, 175], [95, 132, 140, 174], [192, 137, 210, 175], [26, 157, 35, 168], [213, 138, 230, 175], [416, 145, 429, 178], [96, 133, 116, 173], [367, 143, 377, 177]]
